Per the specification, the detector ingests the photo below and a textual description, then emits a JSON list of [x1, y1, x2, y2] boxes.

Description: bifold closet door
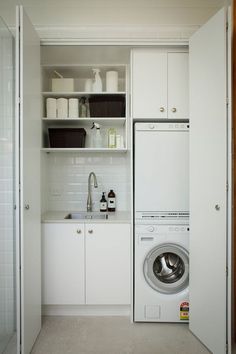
[[189, 7, 230, 354], [16, 6, 41, 354]]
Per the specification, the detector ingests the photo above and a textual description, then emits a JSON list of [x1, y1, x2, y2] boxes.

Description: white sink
[[64, 212, 108, 220]]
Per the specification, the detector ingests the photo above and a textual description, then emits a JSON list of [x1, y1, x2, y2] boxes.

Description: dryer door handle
[[141, 237, 154, 241]]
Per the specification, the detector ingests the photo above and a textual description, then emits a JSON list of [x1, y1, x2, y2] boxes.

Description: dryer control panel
[[135, 224, 189, 235]]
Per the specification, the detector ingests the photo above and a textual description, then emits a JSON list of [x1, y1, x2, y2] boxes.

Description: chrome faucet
[[87, 172, 98, 212]]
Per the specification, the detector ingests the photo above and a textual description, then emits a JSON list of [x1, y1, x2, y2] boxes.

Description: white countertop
[[41, 210, 131, 224]]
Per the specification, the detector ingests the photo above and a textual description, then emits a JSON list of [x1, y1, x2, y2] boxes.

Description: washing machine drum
[[144, 243, 189, 294]]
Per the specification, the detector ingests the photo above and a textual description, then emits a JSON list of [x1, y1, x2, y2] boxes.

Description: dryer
[[134, 223, 189, 322]]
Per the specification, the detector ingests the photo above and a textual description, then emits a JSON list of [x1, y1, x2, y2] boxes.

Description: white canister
[[106, 71, 118, 92], [84, 78, 93, 92], [68, 98, 79, 118], [57, 98, 68, 118], [46, 98, 57, 118]]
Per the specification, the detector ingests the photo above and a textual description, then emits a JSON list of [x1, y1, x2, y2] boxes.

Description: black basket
[[89, 95, 125, 117], [48, 128, 86, 148]]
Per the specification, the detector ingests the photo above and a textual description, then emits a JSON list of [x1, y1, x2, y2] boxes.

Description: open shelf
[[41, 148, 127, 153], [41, 62, 128, 153], [42, 117, 126, 127]]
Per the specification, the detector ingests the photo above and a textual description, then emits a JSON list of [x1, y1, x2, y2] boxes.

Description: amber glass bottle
[[108, 189, 116, 212]]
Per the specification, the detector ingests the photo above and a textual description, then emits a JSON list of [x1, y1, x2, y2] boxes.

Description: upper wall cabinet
[[131, 49, 189, 120]]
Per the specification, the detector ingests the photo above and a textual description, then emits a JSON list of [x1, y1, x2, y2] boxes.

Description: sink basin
[[64, 212, 108, 220]]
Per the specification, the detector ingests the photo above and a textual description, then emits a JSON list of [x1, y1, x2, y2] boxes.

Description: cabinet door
[[42, 223, 85, 305], [189, 8, 229, 354], [16, 6, 41, 354], [85, 223, 131, 304], [131, 49, 167, 119], [168, 52, 189, 119]]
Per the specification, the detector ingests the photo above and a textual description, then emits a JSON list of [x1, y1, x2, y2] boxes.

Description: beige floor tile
[[31, 316, 210, 354]]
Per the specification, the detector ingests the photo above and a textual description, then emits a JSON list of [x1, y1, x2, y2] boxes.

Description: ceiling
[[0, 0, 226, 29]]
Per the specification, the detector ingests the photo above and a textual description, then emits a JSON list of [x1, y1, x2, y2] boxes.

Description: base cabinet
[[42, 222, 131, 305], [42, 223, 85, 305], [85, 223, 131, 304]]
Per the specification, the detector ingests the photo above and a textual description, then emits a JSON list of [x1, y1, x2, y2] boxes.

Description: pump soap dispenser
[[92, 68, 103, 92]]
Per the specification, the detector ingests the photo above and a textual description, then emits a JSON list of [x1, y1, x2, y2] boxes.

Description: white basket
[[52, 78, 74, 92]]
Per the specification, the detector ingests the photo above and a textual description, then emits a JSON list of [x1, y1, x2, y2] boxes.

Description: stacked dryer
[[134, 122, 189, 322]]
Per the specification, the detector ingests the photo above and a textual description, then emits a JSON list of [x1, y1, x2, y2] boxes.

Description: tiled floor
[[31, 316, 210, 354]]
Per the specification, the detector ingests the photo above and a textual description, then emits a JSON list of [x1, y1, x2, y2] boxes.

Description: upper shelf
[[41, 64, 127, 78], [42, 64, 127, 92]]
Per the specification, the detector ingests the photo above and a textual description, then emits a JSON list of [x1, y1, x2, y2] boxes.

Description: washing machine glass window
[[144, 243, 189, 294]]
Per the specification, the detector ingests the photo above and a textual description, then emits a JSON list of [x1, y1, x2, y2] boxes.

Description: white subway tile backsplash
[[43, 152, 130, 212]]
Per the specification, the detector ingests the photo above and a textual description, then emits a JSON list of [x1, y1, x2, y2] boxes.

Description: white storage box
[[52, 78, 74, 92]]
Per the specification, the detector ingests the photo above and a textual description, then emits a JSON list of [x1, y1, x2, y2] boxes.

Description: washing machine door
[[144, 243, 189, 294]]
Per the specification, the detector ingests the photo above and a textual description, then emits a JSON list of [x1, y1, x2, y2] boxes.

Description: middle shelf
[[42, 117, 128, 150], [42, 117, 126, 127]]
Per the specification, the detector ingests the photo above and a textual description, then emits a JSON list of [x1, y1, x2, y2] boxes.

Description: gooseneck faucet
[[87, 172, 98, 212]]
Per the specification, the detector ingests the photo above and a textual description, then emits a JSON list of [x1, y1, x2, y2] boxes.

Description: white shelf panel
[[42, 91, 126, 97], [42, 117, 126, 126], [41, 148, 127, 153]]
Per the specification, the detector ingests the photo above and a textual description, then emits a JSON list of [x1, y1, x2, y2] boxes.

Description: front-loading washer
[[134, 223, 189, 322]]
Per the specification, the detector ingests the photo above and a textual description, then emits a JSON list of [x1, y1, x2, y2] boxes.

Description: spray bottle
[[92, 68, 103, 92], [91, 122, 103, 148]]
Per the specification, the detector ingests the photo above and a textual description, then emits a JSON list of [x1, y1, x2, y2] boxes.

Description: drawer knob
[[88, 229, 93, 234], [77, 229, 82, 234], [171, 107, 177, 113], [160, 107, 165, 112]]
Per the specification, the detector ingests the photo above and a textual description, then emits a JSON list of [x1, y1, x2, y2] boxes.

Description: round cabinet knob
[[88, 229, 93, 234], [24, 204, 30, 210], [77, 229, 82, 234], [215, 204, 220, 211], [149, 124, 155, 130], [160, 107, 165, 112], [147, 226, 154, 232], [171, 107, 177, 113]]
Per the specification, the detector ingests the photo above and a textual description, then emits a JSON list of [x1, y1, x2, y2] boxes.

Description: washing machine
[[134, 222, 189, 322]]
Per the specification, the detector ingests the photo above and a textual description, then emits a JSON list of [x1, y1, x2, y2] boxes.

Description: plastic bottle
[[79, 97, 89, 118], [108, 189, 116, 212], [108, 128, 116, 148], [92, 68, 103, 92], [100, 192, 107, 212], [91, 122, 103, 148]]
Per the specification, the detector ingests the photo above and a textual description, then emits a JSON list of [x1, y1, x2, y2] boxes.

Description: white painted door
[[42, 224, 85, 305], [16, 6, 41, 354], [131, 49, 167, 119], [85, 224, 131, 304], [168, 52, 189, 119], [189, 8, 229, 354]]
